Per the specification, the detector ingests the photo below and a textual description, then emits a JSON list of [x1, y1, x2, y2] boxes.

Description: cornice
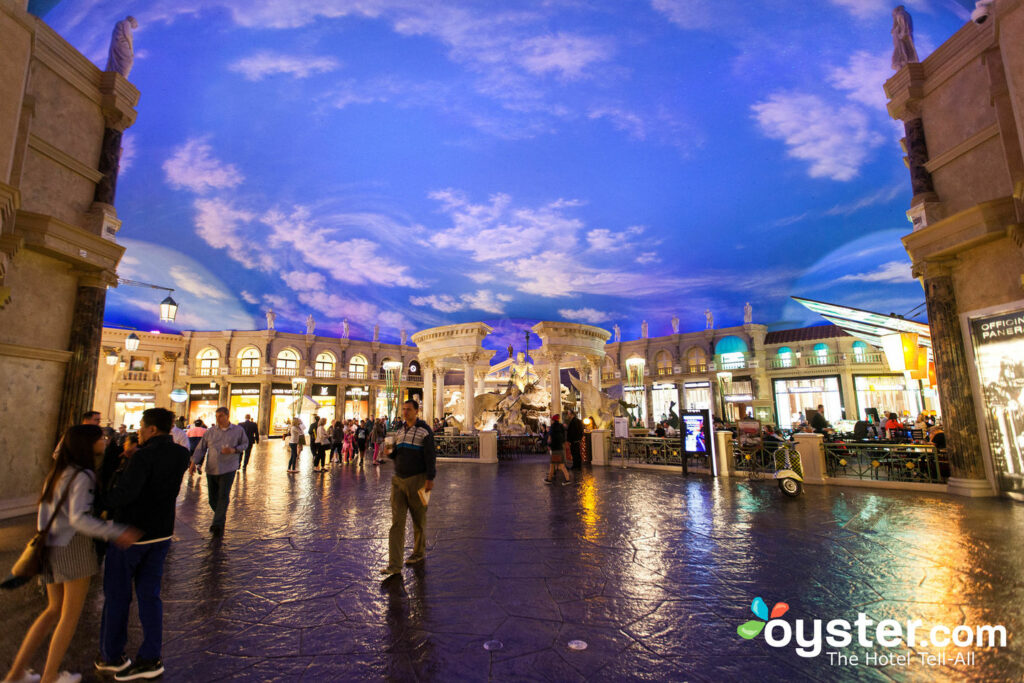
[[0, 341, 73, 363], [27, 134, 104, 184], [923, 123, 1000, 174], [13, 210, 125, 275], [902, 195, 1017, 263]]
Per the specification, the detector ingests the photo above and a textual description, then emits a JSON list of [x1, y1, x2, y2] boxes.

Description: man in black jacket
[[96, 408, 190, 681], [239, 414, 259, 470], [565, 408, 584, 470], [380, 399, 436, 578]]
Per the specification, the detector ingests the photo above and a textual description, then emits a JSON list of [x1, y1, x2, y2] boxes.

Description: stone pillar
[[903, 117, 936, 202], [368, 385, 377, 419], [914, 261, 993, 496], [462, 354, 477, 433], [56, 280, 107, 438], [435, 367, 445, 421], [549, 354, 562, 418], [258, 381, 272, 438], [793, 433, 826, 485], [714, 431, 735, 477], [422, 361, 434, 424], [591, 429, 609, 466], [478, 430, 498, 463], [644, 381, 654, 428], [337, 383, 347, 421]]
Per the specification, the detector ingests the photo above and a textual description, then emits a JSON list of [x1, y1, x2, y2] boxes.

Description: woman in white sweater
[[287, 418, 304, 473], [4, 425, 140, 683]]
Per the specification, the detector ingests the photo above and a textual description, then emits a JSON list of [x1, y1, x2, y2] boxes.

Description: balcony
[[122, 370, 158, 382], [197, 367, 219, 377], [315, 368, 335, 379], [275, 367, 297, 377], [805, 353, 842, 367], [852, 352, 885, 364], [656, 367, 673, 376], [686, 363, 708, 374], [348, 370, 367, 380], [236, 366, 260, 376]]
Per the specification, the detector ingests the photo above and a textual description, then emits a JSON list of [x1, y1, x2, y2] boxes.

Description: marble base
[[946, 476, 997, 497]]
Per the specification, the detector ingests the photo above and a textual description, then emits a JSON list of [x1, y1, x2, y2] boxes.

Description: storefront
[[187, 384, 220, 426], [722, 377, 754, 422], [683, 381, 712, 411], [113, 391, 155, 430], [773, 376, 844, 430], [854, 374, 924, 422], [622, 385, 647, 426], [311, 384, 338, 424], [228, 383, 261, 425], [345, 386, 369, 420], [651, 383, 678, 424], [269, 383, 296, 435], [376, 386, 401, 421]]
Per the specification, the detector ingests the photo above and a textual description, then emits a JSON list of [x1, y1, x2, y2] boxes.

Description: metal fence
[[824, 441, 947, 484], [497, 434, 547, 460], [610, 436, 688, 468], [435, 434, 481, 459]]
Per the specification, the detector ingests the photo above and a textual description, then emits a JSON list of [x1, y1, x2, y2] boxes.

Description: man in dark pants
[[380, 399, 436, 578], [239, 414, 259, 470], [566, 408, 584, 470], [97, 408, 190, 681], [190, 406, 248, 536]]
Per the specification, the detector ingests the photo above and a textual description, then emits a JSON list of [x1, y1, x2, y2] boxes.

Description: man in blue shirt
[[189, 407, 247, 536]]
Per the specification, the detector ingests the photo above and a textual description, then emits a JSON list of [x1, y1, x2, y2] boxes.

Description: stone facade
[[0, 2, 136, 517], [886, 0, 1024, 496]]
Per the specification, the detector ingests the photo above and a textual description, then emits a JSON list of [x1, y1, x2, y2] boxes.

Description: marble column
[[368, 386, 377, 419], [56, 281, 107, 439], [337, 383, 347, 420], [435, 367, 445, 421], [549, 354, 562, 418], [915, 260, 992, 495], [258, 381, 272, 437], [422, 361, 434, 424], [644, 381, 655, 428], [903, 117, 936, 201], [462, 354, 477, 433]]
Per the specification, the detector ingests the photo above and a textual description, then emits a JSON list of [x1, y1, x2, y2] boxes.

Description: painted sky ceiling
[[43, 0, 971, 346]]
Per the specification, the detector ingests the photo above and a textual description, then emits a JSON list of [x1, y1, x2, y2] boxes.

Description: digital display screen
[[683, 413, 707, 453]]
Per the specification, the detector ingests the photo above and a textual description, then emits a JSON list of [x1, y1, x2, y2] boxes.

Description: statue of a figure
[[507, 343, 514, 359], [105, 16, 138, 78], [891, 6, 919, 70], [265, 309, 275, 330], [400, 329, 408, 346], [613, 324, 621, 343], [671, 315, 680, 334], [373, 324, 380, 342], [705, 309, 714, 329], [342, 319, 349, 338], [744, 301, 753, 324], [305, 314, 315, 335], [641, 320, 648, 338]]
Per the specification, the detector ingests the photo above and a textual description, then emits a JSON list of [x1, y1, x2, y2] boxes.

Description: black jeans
[[288, 443, 299, 470], [313, 444, 326, 468], [206, 471, 236, 529], [241, 443, 254, 468], [569, 441, 582, 469]]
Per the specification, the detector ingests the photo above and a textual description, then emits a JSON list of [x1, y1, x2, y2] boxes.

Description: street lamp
[[159, 296, 178, 323], [105, 349, 118, 366], [125, 333, 140, 352]]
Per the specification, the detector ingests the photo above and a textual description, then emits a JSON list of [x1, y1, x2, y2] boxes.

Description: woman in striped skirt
[[4, 425, 140, 683]]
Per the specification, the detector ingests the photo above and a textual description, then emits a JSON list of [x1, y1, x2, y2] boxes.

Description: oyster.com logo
[[737, 596, 788, 640]]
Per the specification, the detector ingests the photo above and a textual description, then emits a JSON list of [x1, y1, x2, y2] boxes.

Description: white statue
[[342, 319, 349, 338], [105, 16, 138, 78], [305, 314, 315, 335], [265, 309, 275, 330], [613, 324, 621, 343], [641, 320, 648, 338], [671, 315, 680, 334], [400, 329, 408, 346], [744, 302, 753, 324], [705, 309, 714, 329], [373, 324, 379, 342], [891, 6, 919, 70]]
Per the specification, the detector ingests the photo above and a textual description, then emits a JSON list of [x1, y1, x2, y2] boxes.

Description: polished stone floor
[[3, 442, 1024, 682]]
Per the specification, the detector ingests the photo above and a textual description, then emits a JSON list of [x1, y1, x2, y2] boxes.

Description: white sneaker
[[55, 673, 82, 683], [7, 671, 41, 683]]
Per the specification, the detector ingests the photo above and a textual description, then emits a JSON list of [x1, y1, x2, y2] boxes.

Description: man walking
[[239, 414, 259, 470], [97, 408, 190, 681], [380, 399, 435, 578], [190, 406, 247, 536], [566, 408, 584, 470]]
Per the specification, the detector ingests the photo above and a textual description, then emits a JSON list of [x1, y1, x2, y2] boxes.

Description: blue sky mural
[[42, 0, 970, 343]]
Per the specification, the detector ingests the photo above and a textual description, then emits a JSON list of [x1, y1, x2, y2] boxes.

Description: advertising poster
[[682, 411, 708, 454], [970, 307, 1024, 494]]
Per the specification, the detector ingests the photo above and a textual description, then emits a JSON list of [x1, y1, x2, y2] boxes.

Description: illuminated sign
[[115, 392, 155, 402], [230, 383, 260, 396], [188, 384, 219, 398]]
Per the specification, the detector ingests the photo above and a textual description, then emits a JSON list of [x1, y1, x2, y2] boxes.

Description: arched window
[[237, 347, 260, 375], [408, 360, 421, 376], [197, 347, 219, 376], [777, 346, 793, 368], [714, 335, 748, 370], [686, 347, 706, 372], [813, 342, 830, 365], [315, 351, 336, 378], [655, 350, 673, 375], [276, 348, 299, 375], [852, 340, 868, 362], [349, 354, 368, 379]]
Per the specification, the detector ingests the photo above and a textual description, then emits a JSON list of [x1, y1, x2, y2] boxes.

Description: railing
[[852, 352, 885, 364], [348, 370, 367, 380], [435, 434, 480, 459], [236, 366, 260, 376], [315, 369, 335, 379], [767, 358, 796, 370], [731, 440, 804, 478], [275, 367, 297, 377], [824, 441, 947, 484], [122, 370, 158, 382], [610, 436, 682, 467], [197, 367, 218, 377], [656, 367, 673, 376], [686, 363, 708, 373], [497, 434, 547, 460], [805, 354, 841, 367], [715, 357, 747, 371]]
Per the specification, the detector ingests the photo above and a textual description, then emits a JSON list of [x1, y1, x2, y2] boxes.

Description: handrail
[[824, 441, 947, 484]]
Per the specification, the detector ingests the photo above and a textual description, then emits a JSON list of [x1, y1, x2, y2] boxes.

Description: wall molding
[[0, 341, 73, 363]]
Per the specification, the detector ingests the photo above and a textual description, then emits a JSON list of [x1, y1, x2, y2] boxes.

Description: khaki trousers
[[388, 473, 428, 571]]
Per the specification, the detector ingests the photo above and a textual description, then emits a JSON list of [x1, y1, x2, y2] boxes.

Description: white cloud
[[825, 184, 904, 216], [516, 33, 613, 79], [636, 252, 658, 264], [467, 272, 495, 283], [193, 198, 255, 250], [837, 260, 914, 284], [558, 307, 611, 323], [751, 92, 884, 181], [587, 229, 617, 251], [168, 264, 230, 300], [651, 0, 715, 30], [282, 271, 327, 292], [827, 50, 891, 110], [410, 289, 510, 314], [119, 133, 136, 173], [240, 290, 259, 304], [229, 51, 341, 81], [828, 0, 928, 20], [163, 138, 243, 193]]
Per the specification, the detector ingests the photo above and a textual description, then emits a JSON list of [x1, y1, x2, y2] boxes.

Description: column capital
[[911, 258, 955, 282]]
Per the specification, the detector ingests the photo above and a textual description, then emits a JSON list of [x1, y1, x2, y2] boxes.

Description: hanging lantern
[[154, 358, 163, 372], [105, 349, 118, 366], [159, 296, 178, 323], [908, 347, 929, 380], [880, 332, 919, 372], [927, 361, 937, 387], [125, 333, 141, 352], [118, 357, 127, 370]]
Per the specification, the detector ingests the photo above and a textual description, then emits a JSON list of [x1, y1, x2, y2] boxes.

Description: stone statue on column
[[373, 324, 379, 342], [342, 319, 349, 338], [641, 320, 648, 338], [671, 315, 679, 334], [613, 324, 621, 343], [400, 329, 407, 346], [744, 302, 753, 324], [105, 16, 139, 78], [265, 309, 275, 330], [891, 6, 919, 70], [705, 309, 714, 329], [305, 314, 315, 335]]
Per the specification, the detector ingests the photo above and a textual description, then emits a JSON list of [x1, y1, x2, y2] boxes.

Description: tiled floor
[[2, 442, 1024, 681]]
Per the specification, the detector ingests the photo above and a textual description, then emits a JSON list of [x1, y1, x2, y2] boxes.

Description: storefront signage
[[188, 385, 219, 398], [116, 392, 155, 402], [685, 381, 711, 389], [725, 394, 755, 402], [271, 384, 294, 396], [312, 384, 337, 397], [346, 386, 369, 397], [230, 383, 260, 396]]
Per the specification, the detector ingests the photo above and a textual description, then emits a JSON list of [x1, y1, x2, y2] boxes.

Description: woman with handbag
[[4, 425, 140, 683], [286, 418, 304, 473]]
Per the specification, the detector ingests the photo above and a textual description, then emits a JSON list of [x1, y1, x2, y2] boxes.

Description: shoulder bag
[[9, 470, 81, 580]]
